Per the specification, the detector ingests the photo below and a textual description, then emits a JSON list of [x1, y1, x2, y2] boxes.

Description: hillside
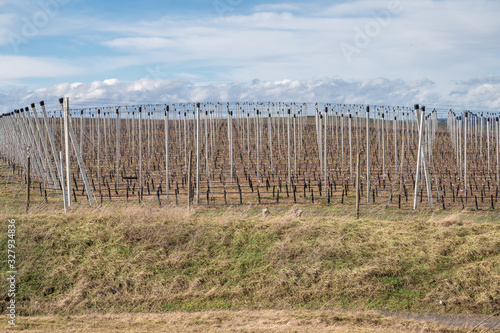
[[1, 204, 498, 319]]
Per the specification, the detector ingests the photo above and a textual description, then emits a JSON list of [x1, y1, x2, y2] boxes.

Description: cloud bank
[[2, 76, 499, 116]]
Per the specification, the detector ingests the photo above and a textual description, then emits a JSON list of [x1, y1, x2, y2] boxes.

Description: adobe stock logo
[[146, 64, 170, 81], [7, 0, 70, 53], [213, 0, 243, 17], [339, 1, 403, 64]]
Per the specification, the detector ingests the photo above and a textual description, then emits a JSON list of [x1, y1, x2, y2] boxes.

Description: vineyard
[[1, 98, 499, 211]]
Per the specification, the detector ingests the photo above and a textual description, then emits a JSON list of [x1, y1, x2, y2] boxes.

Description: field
[[1, 101, 499, 332], [0, 198, 499, 331], [1, 102, 499, 211]]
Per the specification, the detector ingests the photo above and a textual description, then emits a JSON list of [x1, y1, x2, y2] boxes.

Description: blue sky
[[1, 0, 500, 113]]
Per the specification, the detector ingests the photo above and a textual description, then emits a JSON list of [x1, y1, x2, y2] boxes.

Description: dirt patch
[[379, 311, 500, 331], [4, 310, 498, 332]]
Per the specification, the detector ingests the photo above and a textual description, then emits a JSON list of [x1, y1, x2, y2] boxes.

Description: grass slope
[[0, 204, 499, 317]]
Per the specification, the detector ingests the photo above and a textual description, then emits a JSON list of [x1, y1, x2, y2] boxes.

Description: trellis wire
[[1, 99, 499, 211]]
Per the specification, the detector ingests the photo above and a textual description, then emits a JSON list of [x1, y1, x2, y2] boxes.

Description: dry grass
[[1, 310, 490, 332], [1, 203, 498, 319]]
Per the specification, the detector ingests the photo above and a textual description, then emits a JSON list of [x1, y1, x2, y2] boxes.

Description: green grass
[[0, 204, 499, 317]]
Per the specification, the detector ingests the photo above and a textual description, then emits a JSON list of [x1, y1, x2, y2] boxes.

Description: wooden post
[[228, 104, 234, 182], [399, 111, 405, 197], [293, 113, 297, 179], [480, 113, 483, 157], [26, 153, 30, 213], [97, 108, 101, 199], [356, 109, 360, 164], [497, 117, 500, 186], [62, 98, 71, 207], [104, 110, 109, 164], [183, 109, 187, 173], [341, 113, 345, 170], [80, 109, 83, 158], [287, 108, 291, 188], [381, 112, 385, 181], [115, 108, 121, 194], [196, 103, 201, 205], [277, 105, 282, 166], [268, 111, 273, 170], [316, 106, 322, 176], [456, 115, 460, 172], [131, 109, 135, 166], [246, 109, 250, 169], [60, 151, 67, 213], [147, 109, 151, 172], [349, 113, 353, 179], [413, 105, 425, 209], [257, 109, 261, 184], [165, 105, 170, 199], [205, 107, 210, 186], [355, 152, 360, 218], [366, 106, 370, 203], [487, 117, 491, 174], [464, 112, 468, 198], [139, 106, 143, 202], [324, 107, 328, 199], [394, 112, 398, 175], [188, 150, 193, 210]]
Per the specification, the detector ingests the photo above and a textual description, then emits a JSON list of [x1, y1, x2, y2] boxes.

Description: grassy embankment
[[0, 201, 498, 318]]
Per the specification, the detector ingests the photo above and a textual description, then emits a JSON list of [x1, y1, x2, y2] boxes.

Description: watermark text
[[6, 219, 17, 325]]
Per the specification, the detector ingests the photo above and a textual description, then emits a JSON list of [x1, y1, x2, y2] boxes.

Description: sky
[[1, 0, 500, 113]]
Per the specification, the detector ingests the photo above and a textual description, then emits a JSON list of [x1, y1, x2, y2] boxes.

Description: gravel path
[[379, 311, 500, 331]]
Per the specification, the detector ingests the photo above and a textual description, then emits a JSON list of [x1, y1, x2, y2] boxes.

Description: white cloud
[[102, 37, 175, 51], [0, 55, 81, 80], [450, 75, 500, 110], [75, 0, 499, 87], [1, 0, 498, 87], [254, 3, 301, 12], [0, 0, 499, 115], [2, 76, 500, 115], [0, 13, 17, 46], [322, 0, 398, 17]]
